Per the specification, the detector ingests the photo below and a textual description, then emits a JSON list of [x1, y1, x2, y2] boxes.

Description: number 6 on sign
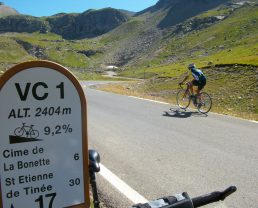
[[74, 153, 80, 160]]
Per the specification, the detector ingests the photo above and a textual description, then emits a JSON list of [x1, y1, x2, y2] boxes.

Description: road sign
[[0, 61, 90, 208]]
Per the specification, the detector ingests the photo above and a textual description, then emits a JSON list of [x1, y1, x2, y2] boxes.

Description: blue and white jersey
[[190, 68, 205, 81]]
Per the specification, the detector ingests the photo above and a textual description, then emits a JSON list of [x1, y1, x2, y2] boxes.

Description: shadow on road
[[163, 107, 208, 118]]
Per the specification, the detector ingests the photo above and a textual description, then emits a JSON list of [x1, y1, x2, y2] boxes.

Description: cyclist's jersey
[[189, 67, 205, 81]]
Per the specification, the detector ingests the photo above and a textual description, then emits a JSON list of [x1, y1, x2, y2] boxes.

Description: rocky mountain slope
[[99, 0, 258, 67], [0, 15, 48, 33], [138, 0, 229, 28], [0, 3, 129, 39], [46, 8, 129, 39]]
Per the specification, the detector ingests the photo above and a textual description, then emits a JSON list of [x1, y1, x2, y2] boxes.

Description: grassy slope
[[0, 34, 35, 78], [96, 64, 258, 121], [0, 32, 107, 78], [0, 32, 131, 80], [119, 5, 258, 77]]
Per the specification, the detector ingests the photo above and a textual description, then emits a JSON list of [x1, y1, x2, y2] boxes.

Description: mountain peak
[[0, 2, 20, 17], [156, 0, 230, 28], [138, 0, 230, 15]]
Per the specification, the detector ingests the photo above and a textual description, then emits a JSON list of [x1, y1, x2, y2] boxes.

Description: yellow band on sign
[[0, 61, 90, 208]]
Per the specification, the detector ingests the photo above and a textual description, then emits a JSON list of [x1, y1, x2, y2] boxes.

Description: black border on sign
[[0, 60, 90, 208]]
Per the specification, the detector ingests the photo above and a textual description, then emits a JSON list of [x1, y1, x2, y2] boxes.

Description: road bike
[[14, 123, 39, 138], [176, 83, 212, 114]]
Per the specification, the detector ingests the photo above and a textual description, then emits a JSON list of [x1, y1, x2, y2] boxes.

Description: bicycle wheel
[[176, 89, 190, 109], [30, 130, 39, 139], [197, 92, 212, 114], [14, 127, 25, 137]]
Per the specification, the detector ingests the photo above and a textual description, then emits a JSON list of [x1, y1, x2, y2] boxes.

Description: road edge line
[[128, 95, 258, 124], [99, 163, 148, 204]]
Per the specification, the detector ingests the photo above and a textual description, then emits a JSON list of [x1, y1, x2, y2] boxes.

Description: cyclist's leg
[[190, 81, 199, 105], [196, 87, 201, 97], [187, 81, 194, 95], [197, 79, 206, 101], [181, 83, 190, 98], [191, 80, 199, 95]]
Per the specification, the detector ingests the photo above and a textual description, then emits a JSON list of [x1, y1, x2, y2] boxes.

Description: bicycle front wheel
[[30, 130, 39, 139], [197, 92, 212, 114], [176, 89, 190, 109]]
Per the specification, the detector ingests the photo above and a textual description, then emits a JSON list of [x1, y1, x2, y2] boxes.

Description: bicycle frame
[[179, 83, 196, 97], [179, 84, 196, 104]]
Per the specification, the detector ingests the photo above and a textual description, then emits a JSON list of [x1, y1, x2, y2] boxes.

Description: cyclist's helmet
[[188, 63, 196, 70]]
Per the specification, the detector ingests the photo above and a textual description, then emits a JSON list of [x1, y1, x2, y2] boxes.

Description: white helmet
[[188, 63, 196, 69]]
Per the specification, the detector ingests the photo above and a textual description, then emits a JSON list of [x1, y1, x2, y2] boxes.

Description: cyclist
[[179, 63, 206, 103]]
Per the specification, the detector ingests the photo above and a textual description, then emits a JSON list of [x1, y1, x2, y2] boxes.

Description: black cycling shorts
[[193, 77, 206, 90]]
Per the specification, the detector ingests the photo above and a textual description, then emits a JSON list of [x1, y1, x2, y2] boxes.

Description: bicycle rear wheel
[[14, 127, 24, 137], [176, 89, 190, 109], [197, 92, 212, 114]]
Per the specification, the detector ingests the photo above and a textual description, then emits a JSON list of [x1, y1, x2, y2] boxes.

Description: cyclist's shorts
[[193, 76, 206, 90]]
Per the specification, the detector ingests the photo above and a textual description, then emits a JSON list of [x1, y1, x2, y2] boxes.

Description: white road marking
[[99, 163, 148, 204], [99, 163, 229, 208], [128, 95, 258, 124], [82, 83, 257, 123], [129, 96, 169, 105]]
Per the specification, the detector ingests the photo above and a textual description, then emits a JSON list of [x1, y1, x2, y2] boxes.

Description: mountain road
[[82, 81, 258, 208]]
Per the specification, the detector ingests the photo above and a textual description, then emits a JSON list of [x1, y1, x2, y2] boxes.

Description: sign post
[[0, 61, 90, 208]]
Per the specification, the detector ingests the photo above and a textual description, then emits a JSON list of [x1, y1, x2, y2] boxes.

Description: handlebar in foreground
[[132, 186, 236, 208], [192, 186, 237, 207]]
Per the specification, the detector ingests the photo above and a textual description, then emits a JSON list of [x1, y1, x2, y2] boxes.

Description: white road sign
[[0, 61, 89, 208]]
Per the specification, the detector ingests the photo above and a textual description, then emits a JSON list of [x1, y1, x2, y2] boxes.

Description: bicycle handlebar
[[132, 186, 236, 208], [179, 82, 188, 89], [192, 186, 237, 207]]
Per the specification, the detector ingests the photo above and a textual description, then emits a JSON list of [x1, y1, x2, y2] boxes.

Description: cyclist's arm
[[179, 72, 189, 84]]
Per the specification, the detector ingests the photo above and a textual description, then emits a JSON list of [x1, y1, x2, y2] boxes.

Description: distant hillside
[[46, 8, 129, 39], [0, 7, 129, 39], [0, 2, 19, 17], [0, 15, 49, 33], [155, 0, 229, 28], [99, 0, 258, 67]]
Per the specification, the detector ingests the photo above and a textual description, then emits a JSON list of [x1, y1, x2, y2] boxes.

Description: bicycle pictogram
[[14, 123, 39, 139]]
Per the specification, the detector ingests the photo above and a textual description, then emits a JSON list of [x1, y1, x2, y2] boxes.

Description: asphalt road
[[82, 82, 258, 208]]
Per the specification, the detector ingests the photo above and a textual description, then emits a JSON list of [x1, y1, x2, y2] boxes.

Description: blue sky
[[1, 0, 159, 17]]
